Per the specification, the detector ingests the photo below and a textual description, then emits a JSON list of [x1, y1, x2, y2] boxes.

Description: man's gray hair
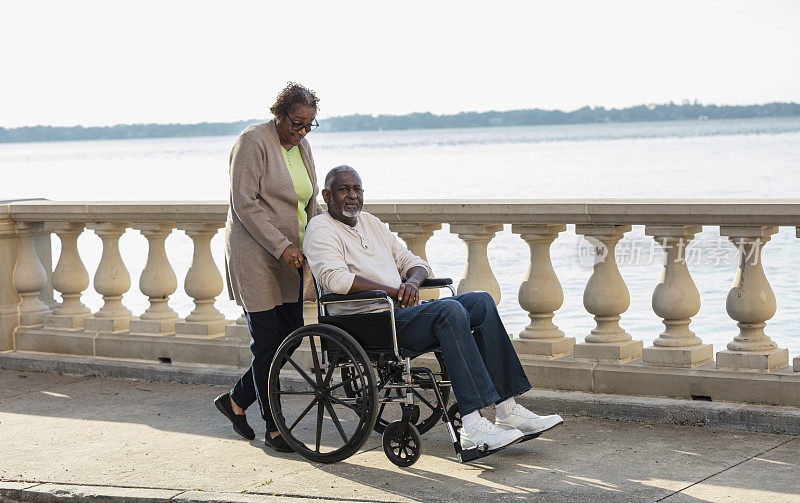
[[324, 165, 359, 191]]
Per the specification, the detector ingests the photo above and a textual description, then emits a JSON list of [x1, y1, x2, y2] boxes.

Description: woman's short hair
[[270, 82, 319, 117]]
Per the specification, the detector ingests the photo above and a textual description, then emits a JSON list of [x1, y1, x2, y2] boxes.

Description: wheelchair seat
[[319, 311, 435, 359], [318, 311, 394, 352]]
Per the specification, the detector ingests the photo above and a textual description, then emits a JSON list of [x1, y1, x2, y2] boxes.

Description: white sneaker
[[460, 416, 524, 451], [495, 404, 563, 435]]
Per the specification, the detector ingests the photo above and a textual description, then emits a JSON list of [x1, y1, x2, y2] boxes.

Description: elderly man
[[303, 165, 563, 452]]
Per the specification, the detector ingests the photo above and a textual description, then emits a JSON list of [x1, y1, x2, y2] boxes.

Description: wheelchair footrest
[[518, 432, 543, 443], [457, 442, 512, 463]]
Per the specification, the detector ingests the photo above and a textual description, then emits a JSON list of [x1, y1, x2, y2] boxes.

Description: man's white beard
[[342, 208, 361, 218]]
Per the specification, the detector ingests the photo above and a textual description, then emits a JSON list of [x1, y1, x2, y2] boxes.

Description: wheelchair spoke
[[315, 400, 324, 453], [323, 400, 349, 444], [273, 390, 316, 396], [289, 397, 319, 432], [285, 356, 318, 390], [309, 337, 323, 385], [327, 375, 361, 393], [327, 394, 366, 415], [322, 349, 341, 388]]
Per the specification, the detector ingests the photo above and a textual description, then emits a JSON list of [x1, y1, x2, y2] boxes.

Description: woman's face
[[275, 104, 316, 147]]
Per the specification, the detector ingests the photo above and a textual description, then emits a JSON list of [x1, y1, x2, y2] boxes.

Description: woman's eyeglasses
[[285, 112, 319, 133]]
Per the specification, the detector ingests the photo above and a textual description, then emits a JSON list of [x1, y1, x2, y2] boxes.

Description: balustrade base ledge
[[174, 320, 232, 338], [2, 351, 800, 437], [716, 348, 790, 372], [129, 318, 182, 336], [224, 323, 252, 343], [18, 312, 48, 328], [1, 313, 17, 351], [84, 316, 132, 333], [520, 357, 800, 408], [44, 314, 91, 330], [642, 344, 714, 368], [13, 328, 251, 367], [573, 340, 644, 364], [512, 337, 576, 359]]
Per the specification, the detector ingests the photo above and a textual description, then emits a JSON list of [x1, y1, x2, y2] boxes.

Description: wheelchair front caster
[[382, 420, 421, 467]]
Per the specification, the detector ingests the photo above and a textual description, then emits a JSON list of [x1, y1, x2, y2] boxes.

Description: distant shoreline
[[2, 102, 798, 144]]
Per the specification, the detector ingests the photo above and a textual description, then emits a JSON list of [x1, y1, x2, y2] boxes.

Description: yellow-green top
[[281, 146, 313, 246]]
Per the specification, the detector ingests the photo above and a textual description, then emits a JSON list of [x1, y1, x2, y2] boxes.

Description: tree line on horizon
[[2, 101, 799, 143]]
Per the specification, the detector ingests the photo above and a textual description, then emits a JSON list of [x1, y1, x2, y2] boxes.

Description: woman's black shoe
[[214, 393, 255, 440], [265, 432, 294, 453]]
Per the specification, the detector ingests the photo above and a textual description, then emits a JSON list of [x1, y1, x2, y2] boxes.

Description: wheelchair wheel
[[382, 420, 422, 467], [268, 324, 379, 464], [342, 351, 450, 435]]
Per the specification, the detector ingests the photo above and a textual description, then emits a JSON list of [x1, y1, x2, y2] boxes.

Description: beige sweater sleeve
[[303, 221, 357, 294], [229, 132, 292, 260]]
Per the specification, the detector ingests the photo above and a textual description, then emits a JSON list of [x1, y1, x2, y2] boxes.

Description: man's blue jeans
[[393, 291, 532, 416]]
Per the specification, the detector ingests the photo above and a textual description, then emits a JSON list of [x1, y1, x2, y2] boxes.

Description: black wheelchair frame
[[266, 277, 509, 466]]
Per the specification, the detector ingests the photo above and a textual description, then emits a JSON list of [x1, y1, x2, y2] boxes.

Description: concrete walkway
[[0, 368, 798, 503]]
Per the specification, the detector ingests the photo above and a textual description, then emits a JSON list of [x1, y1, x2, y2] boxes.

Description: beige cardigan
[[224, 120, 323, 312]]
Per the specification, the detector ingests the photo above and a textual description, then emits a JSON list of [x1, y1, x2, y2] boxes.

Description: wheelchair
[[266, 278, 535, 467]]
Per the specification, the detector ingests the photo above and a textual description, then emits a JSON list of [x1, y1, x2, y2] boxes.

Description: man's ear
[[321, 189, 330, 205]]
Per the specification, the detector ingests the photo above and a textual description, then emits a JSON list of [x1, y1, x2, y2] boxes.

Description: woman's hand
[[280, 245, 305, 269]]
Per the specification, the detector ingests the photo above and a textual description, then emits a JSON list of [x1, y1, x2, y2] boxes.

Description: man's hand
[[280, 245, 305, 269], [396, 281, 420, 309]]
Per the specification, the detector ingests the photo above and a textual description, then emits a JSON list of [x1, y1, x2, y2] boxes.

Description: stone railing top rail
[[3, 199, 800, 226]]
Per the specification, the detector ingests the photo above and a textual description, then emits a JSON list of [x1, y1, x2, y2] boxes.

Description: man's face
[[323, 170, 364, 226]]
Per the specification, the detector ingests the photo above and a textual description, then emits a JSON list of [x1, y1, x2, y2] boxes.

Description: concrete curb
[[0, 352, 242, 387], [0, 481, 372, 503], [3, 351, 799, 436], [515, 389, 800, 436]]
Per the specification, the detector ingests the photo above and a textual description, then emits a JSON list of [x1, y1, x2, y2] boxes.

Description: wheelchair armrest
[[419, 278, 453, 288], [319, 290, 389, 304]]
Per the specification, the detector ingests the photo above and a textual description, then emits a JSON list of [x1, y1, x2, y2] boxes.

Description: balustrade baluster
[[44, 222, 91, 329], [175, 223, 231, 337], [511, 224, 574, 358], [85, 223, 133, 332], [13, 222, 50, 327], [35, 229, 56, 310], [390, 223, 442, 301], [450, 223, 503, 304], [796, 227, 800, 373], [642, 226, 712, 367], [717, 226, 789, 371], [129, 223, 181, 335], [574, 225, 642, 363], [0, 216, 20, 350]]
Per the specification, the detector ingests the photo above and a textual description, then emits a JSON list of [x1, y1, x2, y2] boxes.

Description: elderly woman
[[215, 83, 322, 453]]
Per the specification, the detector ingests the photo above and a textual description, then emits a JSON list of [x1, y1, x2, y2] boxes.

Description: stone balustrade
[[1, 199, 800, 405]]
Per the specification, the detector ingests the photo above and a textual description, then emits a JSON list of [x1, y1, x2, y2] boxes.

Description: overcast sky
[[2, 0, 799, 128]]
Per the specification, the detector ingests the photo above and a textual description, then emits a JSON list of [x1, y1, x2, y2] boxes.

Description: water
[[3, 117, 800, 357]]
